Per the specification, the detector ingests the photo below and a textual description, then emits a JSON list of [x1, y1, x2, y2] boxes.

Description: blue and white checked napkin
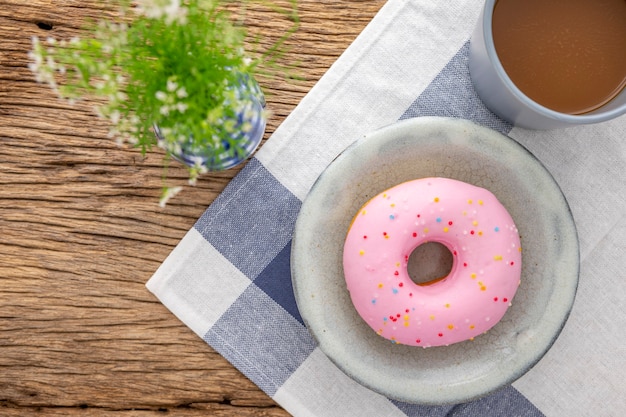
[[147, 1, 626, 416]]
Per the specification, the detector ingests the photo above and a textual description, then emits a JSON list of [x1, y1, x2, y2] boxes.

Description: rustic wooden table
[[0, 1, 385, 415]]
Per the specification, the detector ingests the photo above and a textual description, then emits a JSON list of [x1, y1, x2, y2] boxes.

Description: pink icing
[[343, 178, 522, 347]]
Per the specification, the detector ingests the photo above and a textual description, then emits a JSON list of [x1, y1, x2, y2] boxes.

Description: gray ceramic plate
[[291, 117, 579, 405]]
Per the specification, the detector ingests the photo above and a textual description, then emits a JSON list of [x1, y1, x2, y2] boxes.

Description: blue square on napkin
[[254, 240, 305, 325], [400, 41, 512, 135], [204, 283, 317, 396], [193, 158, 302, 280]]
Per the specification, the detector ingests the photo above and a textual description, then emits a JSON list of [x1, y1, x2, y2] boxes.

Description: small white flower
[[45, 55, 56, 70], [155, 91, 167, 101], [109, 110, 121, 125], [101, 42, 113, 54], [137, 0, 188, 25], [127, 134, 139, 145], [176, 86, 187, 98], [176, 102, 188, 113], [241, 121, 252, 133], [164, 0, 188, 25], [166, 79, 178, 92], [170, 141, 182, 156], [159, 186, 183, 207]]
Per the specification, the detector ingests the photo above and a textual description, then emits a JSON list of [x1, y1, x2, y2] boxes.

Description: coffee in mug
[[492, 0, 626, 115], [469, 0, 626, 129]]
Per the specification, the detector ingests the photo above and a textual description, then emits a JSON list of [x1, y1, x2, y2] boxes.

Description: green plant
[[29, 0, 298, 205]]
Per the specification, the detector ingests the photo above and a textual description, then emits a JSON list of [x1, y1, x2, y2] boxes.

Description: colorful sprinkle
[[343, 178, 523, 348]]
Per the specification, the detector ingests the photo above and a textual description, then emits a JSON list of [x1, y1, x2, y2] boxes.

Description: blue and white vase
[[154, 75, 266, 171]]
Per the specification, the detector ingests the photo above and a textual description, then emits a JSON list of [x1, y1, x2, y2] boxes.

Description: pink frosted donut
[[343, 177, 522, 347]]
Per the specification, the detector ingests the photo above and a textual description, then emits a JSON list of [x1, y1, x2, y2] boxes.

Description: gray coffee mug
[[469, 0, 626, 129]]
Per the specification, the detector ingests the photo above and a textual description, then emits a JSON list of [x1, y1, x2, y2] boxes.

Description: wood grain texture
[[0, 1, 385, 415]]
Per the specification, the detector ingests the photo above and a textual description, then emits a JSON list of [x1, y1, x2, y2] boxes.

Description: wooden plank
[[0, 0, 385, 416]]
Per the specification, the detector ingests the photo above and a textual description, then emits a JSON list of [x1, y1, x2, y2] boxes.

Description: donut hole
[[407, 242, 454, 286]]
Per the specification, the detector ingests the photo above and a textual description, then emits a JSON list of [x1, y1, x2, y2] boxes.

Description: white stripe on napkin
[[274, 348, 408, 417], [256, 0, 482, 201], [147, 228, 251, 338]]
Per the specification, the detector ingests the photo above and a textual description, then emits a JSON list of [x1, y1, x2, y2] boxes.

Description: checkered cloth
[[146, 1, 626, 416]]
